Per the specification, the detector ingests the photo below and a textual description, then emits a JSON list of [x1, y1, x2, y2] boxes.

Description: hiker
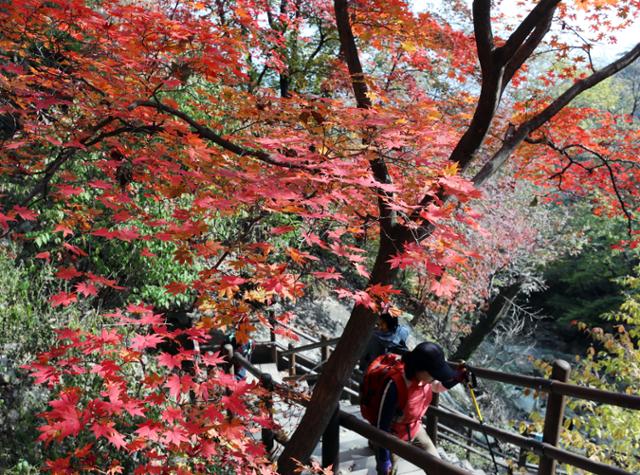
[[359, 311, 410, 372], [223, 330, 254, 381], [361, 342, 467, 475]]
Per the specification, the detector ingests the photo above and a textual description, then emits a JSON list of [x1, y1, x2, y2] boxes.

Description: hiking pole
[[466, 370, 500, 474]]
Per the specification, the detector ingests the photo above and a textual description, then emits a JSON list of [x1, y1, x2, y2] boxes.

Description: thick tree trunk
[[451, 281, 522, 362]]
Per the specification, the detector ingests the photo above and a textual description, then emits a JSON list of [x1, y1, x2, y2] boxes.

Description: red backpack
[[360, 353, 408, 425]]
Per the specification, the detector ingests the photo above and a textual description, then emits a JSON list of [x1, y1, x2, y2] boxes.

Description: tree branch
[[472, 0, 494, 71], [473, 42, 640, 187], [542, 140, 634, 234], [502, 5, 556, 88], [18, 120, 162, 207], [521, 42, 640, 134], [131, 100, 313, 170], [496, 0, 562, 64], [332, 0, 396, 227]]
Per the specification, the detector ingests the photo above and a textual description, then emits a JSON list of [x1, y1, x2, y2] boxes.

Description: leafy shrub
[[559, 272, 640, 473], [23, 305, 275, 474], [0, 244, 88, 470]]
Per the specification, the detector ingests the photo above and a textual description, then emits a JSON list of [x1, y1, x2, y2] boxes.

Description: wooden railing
[[225, 320, 640, 475], [230, 349, 471, 475]]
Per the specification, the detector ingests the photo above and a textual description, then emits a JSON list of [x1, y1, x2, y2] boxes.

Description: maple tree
[[1, 0, 640, 472], [411, 179, 572, 357]]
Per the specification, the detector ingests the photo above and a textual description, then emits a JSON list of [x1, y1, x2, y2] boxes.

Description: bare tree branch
[[496, 0, 562, 63], [473, 0, 494, 71]]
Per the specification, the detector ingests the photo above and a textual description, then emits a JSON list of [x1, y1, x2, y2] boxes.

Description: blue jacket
[[359, 325, 410, 371]]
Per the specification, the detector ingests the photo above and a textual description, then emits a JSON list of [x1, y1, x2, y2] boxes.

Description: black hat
[[410, 342, 457, 388]]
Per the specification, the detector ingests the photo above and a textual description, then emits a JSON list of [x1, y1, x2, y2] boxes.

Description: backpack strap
[[388, 365, 408, 413]]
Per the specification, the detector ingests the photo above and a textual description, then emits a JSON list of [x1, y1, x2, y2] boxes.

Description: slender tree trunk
[[451, 281, 522, 361]]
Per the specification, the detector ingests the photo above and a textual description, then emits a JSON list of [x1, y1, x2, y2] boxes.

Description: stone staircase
[[250, 363, 482, 475]]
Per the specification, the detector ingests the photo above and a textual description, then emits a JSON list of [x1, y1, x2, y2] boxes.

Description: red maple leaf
[[0, 212, 15, 231], [271, 225, 295, 235], [56, 267, 83, 280], [438, 175, 481, 202], [162, 425, 189, 447], [12, 205, 37, 221], [92, 228, 116, 239], [91, 421, 114, 439], [221, 394, 248, 417], [55, 184, 84, 197], [140, 247, 156, 257], [53, 224, 74, 237], [76, 281, 98, 297], [165, 281, 188, 295], [135, 421, 162, 441], [430, 273, 461, 299], [157, 352, 183, 370], [50, 292, 78, 307], [312, 267, 342, 280], [63, 242, 88, 256], [165, 374, 193, 400], [130, 333, 165, 351], [106, 427, 127, 449], [114, 227, 140, 242], [201, 351, 225, 367], [123, 399, 146, 418], [27, 362, 59, 386], [44, 456, 71, 473]]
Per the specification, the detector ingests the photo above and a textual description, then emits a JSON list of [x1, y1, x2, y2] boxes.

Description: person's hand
[[454, 363, 470, 384], [378, 459, 392, 475]]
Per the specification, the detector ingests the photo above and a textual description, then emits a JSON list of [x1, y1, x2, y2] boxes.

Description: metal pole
[[467, 382, 499, 474], [538, 360, 571, 475]]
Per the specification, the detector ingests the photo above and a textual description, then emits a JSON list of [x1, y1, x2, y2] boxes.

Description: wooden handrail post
[[538, 359, 571, 475], [322, 403, 340, 470], [260, 373, 275, 453], [426, 392, 440, 445], [223, 343, 235, 378], [321, 334, 329, 364], [288, 342, 296, 377], [269, 311, 278, 364], [223, 344, 235, 420]]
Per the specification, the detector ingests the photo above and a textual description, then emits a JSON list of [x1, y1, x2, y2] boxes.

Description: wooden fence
[[219, 318, 640, 475]]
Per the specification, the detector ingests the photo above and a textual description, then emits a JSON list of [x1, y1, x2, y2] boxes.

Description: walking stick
[[466, 370, 500, 474]]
